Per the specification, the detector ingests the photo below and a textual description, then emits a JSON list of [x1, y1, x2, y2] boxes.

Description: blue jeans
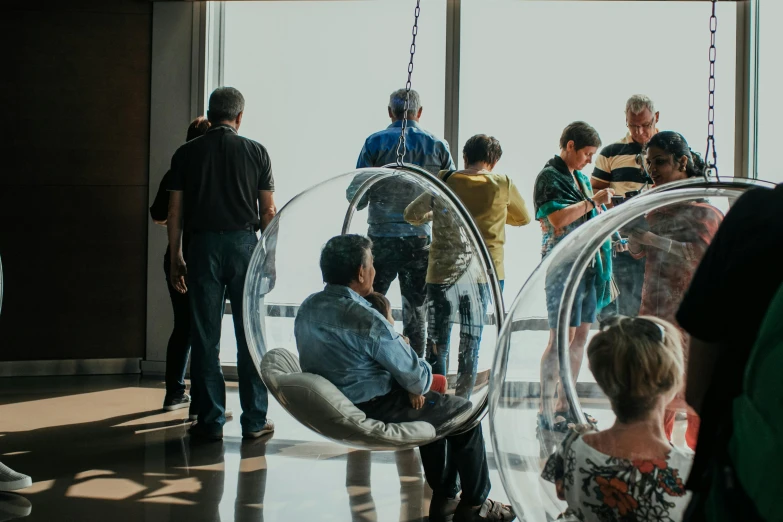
[[188, 230, 268, 434], [425, 281, 502, 398]]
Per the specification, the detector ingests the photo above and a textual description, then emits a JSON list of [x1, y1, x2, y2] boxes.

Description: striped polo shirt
[[592, 133, 652, 197]]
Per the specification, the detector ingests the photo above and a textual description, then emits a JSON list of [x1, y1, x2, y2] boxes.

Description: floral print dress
[[542, 429, 692, 521]]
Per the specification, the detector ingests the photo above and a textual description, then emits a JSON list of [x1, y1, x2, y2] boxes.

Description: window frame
[[201, 0, 760, 176]]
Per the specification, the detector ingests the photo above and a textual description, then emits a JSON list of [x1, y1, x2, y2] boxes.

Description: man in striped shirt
[[592, 95, 658, 318]]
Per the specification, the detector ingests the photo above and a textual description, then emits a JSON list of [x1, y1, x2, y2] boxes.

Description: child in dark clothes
[[365, 292, 448, 398]]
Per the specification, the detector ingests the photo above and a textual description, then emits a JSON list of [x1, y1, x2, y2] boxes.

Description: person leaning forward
[[167, 86, 276, 441], [295, 235, 515, 522]]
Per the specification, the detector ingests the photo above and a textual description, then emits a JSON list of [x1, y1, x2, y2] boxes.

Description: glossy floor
[[0, 376, 514, 522]]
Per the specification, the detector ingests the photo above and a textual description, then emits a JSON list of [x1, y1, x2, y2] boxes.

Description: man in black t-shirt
[[676, 183, 783, 503], [168, 87, 276, 441]]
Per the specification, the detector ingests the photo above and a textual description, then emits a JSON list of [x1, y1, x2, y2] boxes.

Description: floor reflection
[[346, 450, 426, 522], [0, 376, 513, 521], [0, 492, 31, 520]]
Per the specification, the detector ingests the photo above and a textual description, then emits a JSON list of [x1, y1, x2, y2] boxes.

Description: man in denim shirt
[[295, 235, 515, 522], [346, 89, 455, 357]]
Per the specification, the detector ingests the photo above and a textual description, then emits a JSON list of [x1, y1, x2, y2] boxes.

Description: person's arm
[[258, 190, 276, 232], [591, 151, 613, 192], [356, 140, 375, 169], [345, 171, 375, 210], [403, 193, 433, 226], [591, 177, 611, 191], [685, 336, 723, 415], [149, 170, 172, 225], [629, 231, 690, 258], [372, 333, 432, 396], [167, 190, 187, 294], [632, 207, 722, 260], [547, 188, 614, 229], [506, 179, 532, 226]]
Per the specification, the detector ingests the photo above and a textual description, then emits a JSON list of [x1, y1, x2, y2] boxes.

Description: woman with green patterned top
[[534, 121, 616, 432]]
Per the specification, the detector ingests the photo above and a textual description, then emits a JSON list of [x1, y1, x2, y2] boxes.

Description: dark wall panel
[[0, 3, 151, 361], [0, 187, 148, 360]]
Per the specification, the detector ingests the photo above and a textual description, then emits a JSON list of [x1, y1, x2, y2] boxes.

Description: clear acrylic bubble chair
[[243, 164, 505, 450], [488, 177, 775, 520]]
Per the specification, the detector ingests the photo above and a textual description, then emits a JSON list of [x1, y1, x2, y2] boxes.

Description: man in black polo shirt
[[592, 94, 658, 318], [167, 87, 276, 441]]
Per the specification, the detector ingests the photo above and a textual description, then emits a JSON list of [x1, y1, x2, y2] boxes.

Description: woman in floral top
[[542, 316, 693, 521]]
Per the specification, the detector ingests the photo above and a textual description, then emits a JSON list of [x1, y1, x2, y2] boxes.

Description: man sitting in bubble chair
[[295, 234, 515, 522]]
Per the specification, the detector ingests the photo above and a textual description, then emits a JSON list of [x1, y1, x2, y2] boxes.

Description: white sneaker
[[188, 409, 233, 421], [242, 419, 274, 439], [0, 463, 31, 492]]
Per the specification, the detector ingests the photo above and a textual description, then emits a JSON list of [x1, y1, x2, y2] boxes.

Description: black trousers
[[369, 235, 429, 357], [356, 388, 490, 505], [163, 254, 192, 399]]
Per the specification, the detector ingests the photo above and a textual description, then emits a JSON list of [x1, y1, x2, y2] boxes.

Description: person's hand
[[613, 240, 629, 253], [591, 188, 615, 207], [409, 393, 425, 410], [170, 256, 188, 294]]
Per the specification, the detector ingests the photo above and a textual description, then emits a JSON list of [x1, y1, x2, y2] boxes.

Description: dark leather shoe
[[429, 494, 460, 522], [188, 422, 223, 441]]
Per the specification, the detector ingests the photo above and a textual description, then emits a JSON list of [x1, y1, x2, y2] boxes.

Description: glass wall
[[459, 0, 738, 296], [757, 0, 782, 183], [212, 0, 759, 363], [222, 0, 447, 208], [219, 0, 447, 362]]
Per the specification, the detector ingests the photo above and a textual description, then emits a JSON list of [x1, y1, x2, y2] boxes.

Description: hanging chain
[[396, 0, 421, 167], [705, 0, 718, 178]]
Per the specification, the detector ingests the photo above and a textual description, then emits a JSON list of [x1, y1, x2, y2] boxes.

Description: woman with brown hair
[[149, 116, 218, 416]]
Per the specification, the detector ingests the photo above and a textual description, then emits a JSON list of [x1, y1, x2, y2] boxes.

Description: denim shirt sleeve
[[346, 170, 375, 209], [356, 140, 374, 169], [370, 326, 432, 396]]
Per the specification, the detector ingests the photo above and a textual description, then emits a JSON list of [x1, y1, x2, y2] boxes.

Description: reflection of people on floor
[[534, 122, 614, 432], [149, 115, 211, 416], [542, 316, 692, 522], [296, 235, 515, 521], [592, 95, 660, 319], [347, 88, 456, 358], [234, 439, 269, 522], [628, 131, 723, 449], [345, 450, 425, 522], [404, 135, 530, 399]]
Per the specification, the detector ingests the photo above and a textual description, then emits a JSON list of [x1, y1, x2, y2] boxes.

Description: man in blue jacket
[[346, 90, 455, 357], [295, 235, 515, 522]]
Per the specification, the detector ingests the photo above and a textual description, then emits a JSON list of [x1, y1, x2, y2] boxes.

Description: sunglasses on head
[[599, 316, 666, 343]]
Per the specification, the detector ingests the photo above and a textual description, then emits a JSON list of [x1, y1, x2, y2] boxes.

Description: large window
[[209, 0, 760, 364], [218, 0, 447, 362], [222, 0, 447, 207], [459, 0, 738, 295], [757, 0, 782, 183]]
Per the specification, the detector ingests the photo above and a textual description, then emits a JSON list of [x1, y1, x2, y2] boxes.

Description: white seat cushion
[[260, 348, 437, 450]]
